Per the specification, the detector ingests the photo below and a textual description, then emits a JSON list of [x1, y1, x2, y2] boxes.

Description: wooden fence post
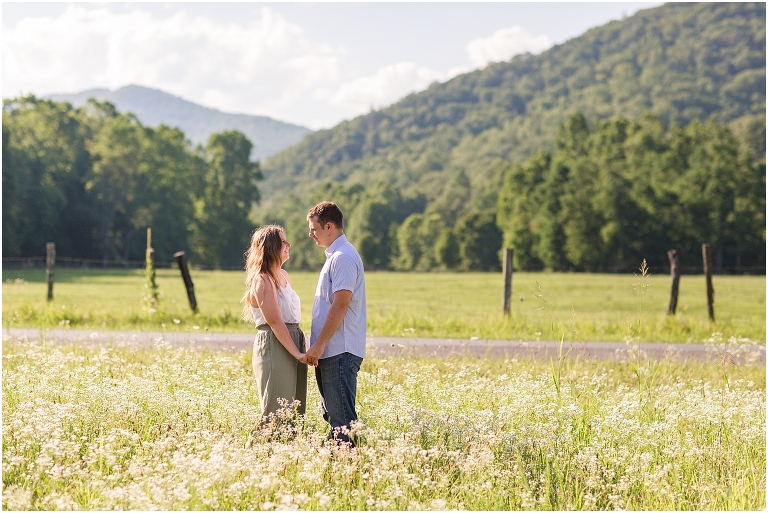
[[174, 251, 198, 313], [145, 228, 159, 307], [667, 249, 681, 315], [502, 248, 513, 316], [702, 243, 715, 321], [46, 242, 55, 302]]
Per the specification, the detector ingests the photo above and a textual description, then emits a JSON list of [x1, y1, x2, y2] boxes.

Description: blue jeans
[[314, 352, 363, 445]]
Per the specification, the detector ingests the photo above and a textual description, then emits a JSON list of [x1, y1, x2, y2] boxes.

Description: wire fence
[[547, 264, 766, 275], [1, 256, 245, 271], [2, 256, 764, 275]]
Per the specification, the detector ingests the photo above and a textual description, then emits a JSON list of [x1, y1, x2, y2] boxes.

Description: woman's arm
[[254, 274, 306, 362]]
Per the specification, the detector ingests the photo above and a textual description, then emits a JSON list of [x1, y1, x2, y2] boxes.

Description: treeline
[[3, 96, 261, 268], [3, 96, 764, 274], [498, 113, 765, 272], [261, 112, 765, 274]]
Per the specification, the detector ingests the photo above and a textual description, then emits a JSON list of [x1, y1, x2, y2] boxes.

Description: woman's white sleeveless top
[[250, 278, 301, 326]]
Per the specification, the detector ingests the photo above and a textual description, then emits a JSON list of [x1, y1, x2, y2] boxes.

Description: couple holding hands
[[242, 202, 366, 447]]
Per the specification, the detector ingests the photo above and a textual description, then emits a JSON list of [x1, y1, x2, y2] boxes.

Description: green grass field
[[2, 340, 764, 510], [2, 268, 765, 343]]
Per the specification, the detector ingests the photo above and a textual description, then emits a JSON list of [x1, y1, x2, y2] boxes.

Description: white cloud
[[328, 62, 443, 113], [2, 5, 342, 121], [467, 26, 551, 68], [2, 6, 557, 129]]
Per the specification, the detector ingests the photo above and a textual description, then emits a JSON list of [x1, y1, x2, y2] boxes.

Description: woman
[[242, 225, 310, 438]]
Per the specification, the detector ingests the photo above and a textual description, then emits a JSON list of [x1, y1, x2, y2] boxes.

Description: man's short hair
[[308, 201, 344, 230]]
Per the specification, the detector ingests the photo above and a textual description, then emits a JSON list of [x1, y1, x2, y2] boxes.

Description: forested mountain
[[47, 85, 311, 161], [257, 2, 765, 272], [262, 3, 764, 206]]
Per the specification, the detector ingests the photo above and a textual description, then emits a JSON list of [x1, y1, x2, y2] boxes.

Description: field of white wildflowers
[[2, 337, 765, 510]]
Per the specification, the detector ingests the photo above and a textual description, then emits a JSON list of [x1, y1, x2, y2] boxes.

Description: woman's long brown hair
[[242, 225, 285, 322]]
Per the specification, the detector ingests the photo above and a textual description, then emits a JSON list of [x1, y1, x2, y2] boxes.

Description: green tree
[[86, 105, 150, 265], [533, 160, 569, 270], [394, 213, 425, 271], [347, 198, 397, 270], [676, 119, 765, 271], [394, 212, 446, 270], [2, 121, 26, 256], [191, 130, 262, 268], [140, 125, 204, 262], [344, 181, 401, 270], [426, 169, 471, 225], [455, 210, 503, 271], [434, 228, 461, 270], [2, 96, 95, 258], [416, 213, 448, 270], [496, 151, 549, 270]]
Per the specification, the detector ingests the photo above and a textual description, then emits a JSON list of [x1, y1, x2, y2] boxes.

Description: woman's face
[[279, 231, 291, 264]]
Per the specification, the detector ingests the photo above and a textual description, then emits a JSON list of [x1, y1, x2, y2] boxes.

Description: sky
[[3, 2, 662, 130]]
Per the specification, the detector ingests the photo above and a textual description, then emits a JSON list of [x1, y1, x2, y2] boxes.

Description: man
[[305, 201, 366, 446]]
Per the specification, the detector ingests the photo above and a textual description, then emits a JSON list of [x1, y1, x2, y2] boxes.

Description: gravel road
[[3, 328, 764, 364]]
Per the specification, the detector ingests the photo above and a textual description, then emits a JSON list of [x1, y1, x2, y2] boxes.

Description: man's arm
[[306, 289, 352, 365]]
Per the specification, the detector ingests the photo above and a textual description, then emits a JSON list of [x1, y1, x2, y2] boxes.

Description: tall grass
[[2, 269, 765, 343], [2, 338, 764, 510]]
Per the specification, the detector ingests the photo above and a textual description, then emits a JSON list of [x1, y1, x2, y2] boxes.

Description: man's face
[[308, 216, 333, 248]]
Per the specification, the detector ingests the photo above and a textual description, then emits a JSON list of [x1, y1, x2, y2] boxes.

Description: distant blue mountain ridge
[[46, 85, 311, 161]]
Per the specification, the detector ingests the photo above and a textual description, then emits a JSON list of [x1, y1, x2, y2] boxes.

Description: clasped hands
[[299, 344, 323, 367], [298, 354, 316, 366]]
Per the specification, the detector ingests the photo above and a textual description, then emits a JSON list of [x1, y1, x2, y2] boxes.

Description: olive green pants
[[252, 323, 308, 420]]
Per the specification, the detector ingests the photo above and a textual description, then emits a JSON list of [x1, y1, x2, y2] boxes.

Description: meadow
[[3, 268, 765, 510], [2, 268, 765, 343], [2, 336, 765, 510]]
